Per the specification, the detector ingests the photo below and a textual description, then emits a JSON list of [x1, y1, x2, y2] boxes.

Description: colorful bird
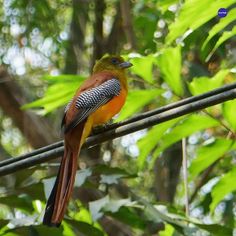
[[43, 55, 132, 226]]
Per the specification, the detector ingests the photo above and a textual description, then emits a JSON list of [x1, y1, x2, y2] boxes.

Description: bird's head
[[93, 55, 133, 73]]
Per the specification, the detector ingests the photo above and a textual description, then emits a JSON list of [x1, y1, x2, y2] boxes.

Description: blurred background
[[0, 0, 236, 235]]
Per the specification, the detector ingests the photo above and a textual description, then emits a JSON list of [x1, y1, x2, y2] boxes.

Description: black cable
[[0, 86, 236, 176], [3, 81, 236, 168]]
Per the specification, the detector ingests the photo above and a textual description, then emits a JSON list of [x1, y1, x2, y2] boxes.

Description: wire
[[1, 84, 236, 176]]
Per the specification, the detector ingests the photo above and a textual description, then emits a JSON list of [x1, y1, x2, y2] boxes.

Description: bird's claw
[[92, 120, 114, 134]]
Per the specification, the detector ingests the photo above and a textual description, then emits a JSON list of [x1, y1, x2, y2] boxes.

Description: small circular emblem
[[218, 8, 228, 18]]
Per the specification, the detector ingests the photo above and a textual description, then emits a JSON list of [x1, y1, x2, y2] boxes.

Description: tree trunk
[[0, 67, 58, 149], [154, 141, 182, 202], [64, 0, 89, 74]]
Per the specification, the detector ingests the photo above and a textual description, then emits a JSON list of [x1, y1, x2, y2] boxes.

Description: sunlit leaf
[[206, 25, 236, 61], [159, 223, 175, 236], [157, 46, 183, 96], [152, 114, 219, 161], [22, 81, 79, 113], [60, 221, 76, 236], [166, 0, 235, 44], [188, 69, 229, 95], [42, 74, 86, 83], [202, 8, 236, 50], [73, 207, 92, 223], [210, 166, 236, 212], [117, 89, 163, 121], [222, 99, 236, 131], [189, 139, 233, 179], [65, 220, 104, 236], [130, 55, 156, 82], [157, 0, 177, 13], [22, 75, 86, 113], [137, 117, 184, 169]]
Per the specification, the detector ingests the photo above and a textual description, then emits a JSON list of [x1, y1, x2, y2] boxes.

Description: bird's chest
[[91, 88, 127, 126]]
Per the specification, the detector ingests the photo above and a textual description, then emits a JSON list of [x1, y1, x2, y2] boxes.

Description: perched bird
[[43, 55, 132, 227]]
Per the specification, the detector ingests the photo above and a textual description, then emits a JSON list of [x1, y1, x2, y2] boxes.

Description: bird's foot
[[92, 120, 115, 134]]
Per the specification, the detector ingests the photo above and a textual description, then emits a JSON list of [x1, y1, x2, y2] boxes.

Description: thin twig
[[182, 138, 189, 217]]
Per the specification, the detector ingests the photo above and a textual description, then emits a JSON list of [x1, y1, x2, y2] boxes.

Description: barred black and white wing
[[63, 78, 121, 133]]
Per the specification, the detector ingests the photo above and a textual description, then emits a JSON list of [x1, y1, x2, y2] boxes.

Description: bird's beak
[[119, 61, 133, 69]]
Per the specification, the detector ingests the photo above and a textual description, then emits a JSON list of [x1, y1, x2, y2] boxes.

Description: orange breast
[[90, 88, 127, 126]]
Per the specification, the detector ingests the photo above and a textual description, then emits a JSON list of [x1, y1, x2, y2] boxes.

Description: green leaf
[[188, 69, 229, 95], [108, 206, 146, 230], [157, 46, 183, 96], [22, 81, 79, 113], [130, 55, 156, 82], [206, 25, 236, 61], [22, 75, 86, 113], [142, 201, 231, 236], [152, 114, 219, 160], [42, 74, 86, 83], [194, 223, 232, 236], [17, 182, 45, 201], [189, 139, 233, 179], [210, 166, 236, 212], [159, 223, 175, 236], [93, 164, 135, 176], [137, 117, 184, 169], [166, 0, 235, 45], [117, 89, 163, 121], [0, 220, 9, 228], [65, 221, 104, 236], [157, 0, 177, 13], [5, 225, 64, 236], [139, 200, 188, 234], [222, 99, 236, 131], [89, 196, 135, 221], [73, 206, 93, 223], [202, 8, 236, 50], [0, 195, 34, 212]]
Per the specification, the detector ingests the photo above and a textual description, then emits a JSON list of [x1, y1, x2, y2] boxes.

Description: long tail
[[43, 143, 79, 227]]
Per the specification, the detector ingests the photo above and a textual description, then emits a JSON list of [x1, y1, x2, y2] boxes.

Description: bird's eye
[[111, 58, 119, 65]]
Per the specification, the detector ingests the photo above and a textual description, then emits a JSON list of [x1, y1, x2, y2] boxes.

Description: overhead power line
[[1, 83, 236, 176]]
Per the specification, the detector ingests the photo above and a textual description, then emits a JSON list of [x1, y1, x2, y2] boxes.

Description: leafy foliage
[[0, 0, 236, 235]]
